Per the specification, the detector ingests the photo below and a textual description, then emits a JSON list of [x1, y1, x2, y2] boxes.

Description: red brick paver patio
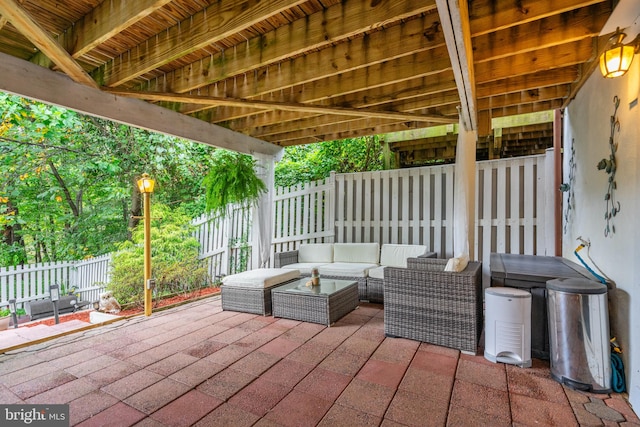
[[0, 296, 638, 426]]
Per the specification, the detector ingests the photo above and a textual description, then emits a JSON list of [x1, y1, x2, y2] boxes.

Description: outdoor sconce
[[137, 173, 155, 194], [137, 173, 155, 317], [600, 28, 638, 78], [9, 298, 17, 329], [50, 284, 60, 324]]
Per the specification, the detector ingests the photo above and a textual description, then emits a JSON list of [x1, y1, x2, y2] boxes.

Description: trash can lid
[[546, 277, 607, 294], [485, 287, 531, 298]]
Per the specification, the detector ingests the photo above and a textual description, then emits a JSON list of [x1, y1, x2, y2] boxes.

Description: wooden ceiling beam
[[475, 38, 594, 84], [436, 0, 477, 130], [472, 2, 611, 63], [213, 71, 458, 131], [183, 24, 450, 113], [250, 94, 460, 141], [30, 0, 172, 69], [96, 0, 309, 87], [477, 85, 570, 110], [191, 46, 453, 121], [476, 67, 578, 98], [271, 121, 426, 146], [0, 0, 97, 88], [469, 0, 607, 36], [105, 89, 456, 124], [143, 0, 438, 94], [0, 52, 280, 156]]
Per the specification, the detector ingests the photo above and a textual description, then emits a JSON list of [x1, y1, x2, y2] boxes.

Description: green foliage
[[275, 135, 385, 187], [0, 93, 216, 266], [203, 150, 267, 217], [0, 307, 26, 317], [106, 204, 210, 308]]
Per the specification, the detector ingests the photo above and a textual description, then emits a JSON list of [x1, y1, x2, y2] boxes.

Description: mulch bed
[[24, 287, 220, 327]]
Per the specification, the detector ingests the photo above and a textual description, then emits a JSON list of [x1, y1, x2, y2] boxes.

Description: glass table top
[[273, 278, 357, 296]]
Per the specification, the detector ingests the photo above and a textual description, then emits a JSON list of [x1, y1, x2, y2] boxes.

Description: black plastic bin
[[489, 253, 594, 359]]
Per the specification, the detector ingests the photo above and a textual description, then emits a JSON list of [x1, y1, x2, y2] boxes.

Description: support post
[[143, 191, 152, 316]]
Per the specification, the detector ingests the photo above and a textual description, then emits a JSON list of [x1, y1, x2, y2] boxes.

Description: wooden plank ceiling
[[0, 0, 613, 164]]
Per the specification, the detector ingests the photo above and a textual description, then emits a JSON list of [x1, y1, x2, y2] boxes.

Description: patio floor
[[0, 296, 638, 426]]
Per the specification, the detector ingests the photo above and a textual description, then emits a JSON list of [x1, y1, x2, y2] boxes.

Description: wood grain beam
[[0, 0, 97, 88], [143, 0, 438, 94], [436, 0, 477, 130], [215, 73, 457, 135], [105, 89, 456, 124], [473, 2, 611, 63], [96, 0, 308, 87], [476, 67, 578, 98], [477, 85, 570, 110], [188, 46, 453, 120], [273, 121, 426, 146], [469, 0, 607, 36], [475, 38, 594, 84], [250, 92, 460, 141], [31, 0, 172, 69], [0, 52, 280, 156], [214, 72, 458, 135]]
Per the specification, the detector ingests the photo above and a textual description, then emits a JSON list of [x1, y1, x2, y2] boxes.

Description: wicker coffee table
[[271, 278, 358, 326]]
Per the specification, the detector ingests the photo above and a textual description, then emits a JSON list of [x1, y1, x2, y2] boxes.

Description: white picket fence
[[0, 253, 111, 309], [1, 151, 555, 309]]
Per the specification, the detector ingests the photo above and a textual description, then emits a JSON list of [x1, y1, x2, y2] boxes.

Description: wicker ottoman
[[221, 268, 300, 315]]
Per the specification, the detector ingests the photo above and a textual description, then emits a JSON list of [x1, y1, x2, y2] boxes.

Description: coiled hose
[[611, 353, 626, 392]]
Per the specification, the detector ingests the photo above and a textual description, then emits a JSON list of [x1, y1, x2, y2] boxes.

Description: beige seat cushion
[[222, 268, 300, 289]]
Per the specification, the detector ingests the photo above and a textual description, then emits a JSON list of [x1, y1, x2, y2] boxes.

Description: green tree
[[275, 135, 385, 187], [0, 93, 216, 265]]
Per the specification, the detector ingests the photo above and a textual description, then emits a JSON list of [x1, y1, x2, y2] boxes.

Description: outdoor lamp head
[[50, 284, 60, 301], [600, 29, 636, 78], [137, 173, 155, 194], [8, 299, 16, 314]]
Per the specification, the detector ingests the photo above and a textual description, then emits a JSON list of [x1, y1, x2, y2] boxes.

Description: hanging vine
[[597, 95, 621, 237], [560, 140, 576, 234]]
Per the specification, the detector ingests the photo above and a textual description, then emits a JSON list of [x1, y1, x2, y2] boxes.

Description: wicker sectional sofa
[[383, 257, 483, 354], [274, 242, 432, 301]]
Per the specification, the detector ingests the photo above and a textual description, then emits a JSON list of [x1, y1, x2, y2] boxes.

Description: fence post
[[543, 148, 556, 256]]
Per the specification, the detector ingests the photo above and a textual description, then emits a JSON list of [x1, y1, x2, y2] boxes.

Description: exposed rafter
[[0, 52, 281, 156], [31, 0, 173, 67], [0, 0, 97, 88], [105, 89, 457, 124], [436, 0, 477, 131]]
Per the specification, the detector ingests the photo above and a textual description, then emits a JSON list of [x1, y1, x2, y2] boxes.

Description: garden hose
[[574, 244, 607, 284], [611, 353, 626, 392]]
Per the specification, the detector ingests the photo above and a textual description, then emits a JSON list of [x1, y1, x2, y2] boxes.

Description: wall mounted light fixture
[[600, 28, 638, 78]]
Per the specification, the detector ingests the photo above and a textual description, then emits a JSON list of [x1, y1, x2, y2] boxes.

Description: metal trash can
[[547, 278, 611, 393]]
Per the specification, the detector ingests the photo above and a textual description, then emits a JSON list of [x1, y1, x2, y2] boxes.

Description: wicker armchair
[[383, 258, 483, 354]]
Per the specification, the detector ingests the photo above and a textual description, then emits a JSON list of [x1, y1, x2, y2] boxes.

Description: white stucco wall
[[564, 60, 640, 410]]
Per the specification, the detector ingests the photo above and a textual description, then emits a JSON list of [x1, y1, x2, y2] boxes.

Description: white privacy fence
[[1, 151, 555, 308], [194, 150, 555, 286]]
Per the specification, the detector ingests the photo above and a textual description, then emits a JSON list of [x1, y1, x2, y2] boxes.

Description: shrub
[[108, 203, 209, 308]]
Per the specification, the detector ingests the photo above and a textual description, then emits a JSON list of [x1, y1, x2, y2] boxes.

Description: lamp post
[[137, 173, 155, 316], [50, 284, 60, 324], [8, 298, 17, 329]]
